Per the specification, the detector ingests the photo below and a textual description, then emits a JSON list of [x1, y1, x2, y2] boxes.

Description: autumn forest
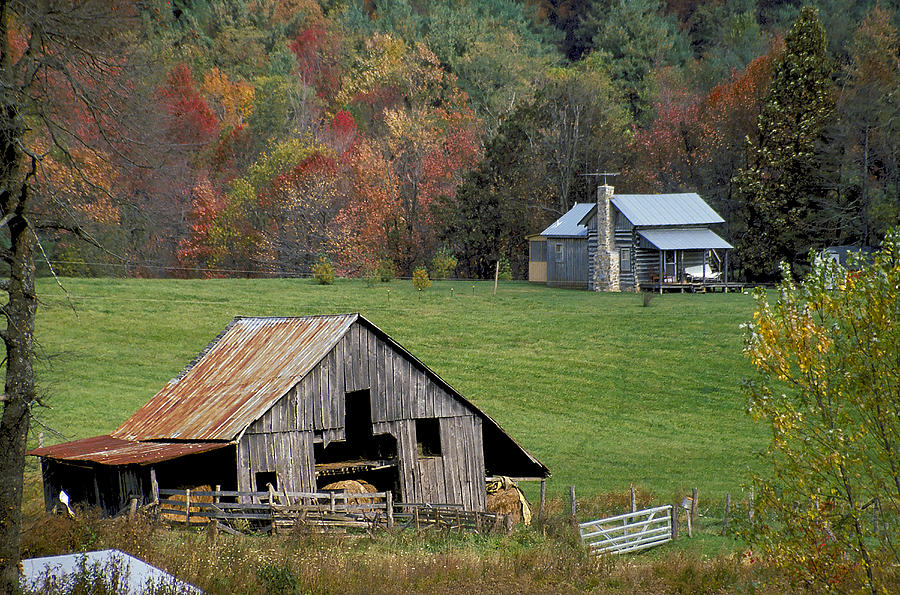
[[13, 0, 900, 281]]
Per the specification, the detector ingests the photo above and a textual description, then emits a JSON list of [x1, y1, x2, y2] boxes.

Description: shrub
[[311, 256, 334, 285], [376, 259, 395, 282], [498, 256, 512, 281], [51, 243, 92, 277], [412, 267, 431, 291], [430, 249, 457, 280]]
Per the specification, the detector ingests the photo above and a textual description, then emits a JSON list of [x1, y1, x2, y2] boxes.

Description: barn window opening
[[415, 418, 442, 457], [554, 242, 564, 263], [255, 471, 277, 491]]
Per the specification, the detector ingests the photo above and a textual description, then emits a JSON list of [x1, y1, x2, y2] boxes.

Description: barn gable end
[[240, 319, 494, 509]]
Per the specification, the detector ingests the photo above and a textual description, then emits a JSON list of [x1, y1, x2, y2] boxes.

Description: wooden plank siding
[[546, 237, 589, 289], [240, 320, 488, 510]]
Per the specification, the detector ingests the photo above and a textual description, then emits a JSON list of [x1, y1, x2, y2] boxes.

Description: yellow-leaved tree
[[744, 231, 900, 593]]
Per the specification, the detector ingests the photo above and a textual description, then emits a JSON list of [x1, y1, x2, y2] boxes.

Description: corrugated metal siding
[[540, 203, 594, 237], [612, 194, 725, 226], [113, 315, 357, 441], [638, 228, 733, 250]]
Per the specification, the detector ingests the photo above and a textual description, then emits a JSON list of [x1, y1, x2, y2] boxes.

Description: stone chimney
[[593, 184, 619, 291]]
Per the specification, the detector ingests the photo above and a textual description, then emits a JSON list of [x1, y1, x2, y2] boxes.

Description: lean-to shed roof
[[28, 434, 228, 465], [113, 315, 357, 441], [611, 193, 724, 226], [638, 228, 733, 250], [540, 203, 594, 237]]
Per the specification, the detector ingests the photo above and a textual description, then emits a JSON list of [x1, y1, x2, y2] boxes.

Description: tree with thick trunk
[[0, 2, 144, 590]]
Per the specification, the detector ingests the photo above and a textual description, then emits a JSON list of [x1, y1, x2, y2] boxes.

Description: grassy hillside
[[26, 277, 765, 512]]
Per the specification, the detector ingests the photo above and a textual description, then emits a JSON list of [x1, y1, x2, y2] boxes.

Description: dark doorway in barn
[[314, 389, 400, 496]]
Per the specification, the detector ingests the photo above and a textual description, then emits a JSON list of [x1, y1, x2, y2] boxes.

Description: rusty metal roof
[[113, 315, 357, 441], [27, 435, 228, 466]]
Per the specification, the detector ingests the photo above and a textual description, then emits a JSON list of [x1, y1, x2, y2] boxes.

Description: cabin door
[[663, 250, 682, 282]]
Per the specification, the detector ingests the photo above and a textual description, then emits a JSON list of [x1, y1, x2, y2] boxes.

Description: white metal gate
[[579, 504, 673, 555]]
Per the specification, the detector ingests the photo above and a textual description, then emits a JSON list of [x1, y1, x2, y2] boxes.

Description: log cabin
[[528, 185, 733, 292]]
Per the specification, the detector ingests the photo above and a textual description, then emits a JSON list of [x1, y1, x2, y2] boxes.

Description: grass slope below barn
[[25, 278, 764, 516]]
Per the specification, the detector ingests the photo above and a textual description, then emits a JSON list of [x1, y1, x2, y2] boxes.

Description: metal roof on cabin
[[540, 203, 594, 237], [112, 315, 358, 442], [638, 228, 733, 250], [27, 434, 228, 465], [611, 193, 724, 226]]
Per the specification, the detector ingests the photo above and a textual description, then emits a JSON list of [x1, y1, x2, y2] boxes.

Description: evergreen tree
[[733, 6, 834, 279]]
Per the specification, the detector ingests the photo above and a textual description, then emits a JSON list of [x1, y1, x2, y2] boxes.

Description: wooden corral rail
[[579, 505, 673, 555], [156, 488, 508, 534]]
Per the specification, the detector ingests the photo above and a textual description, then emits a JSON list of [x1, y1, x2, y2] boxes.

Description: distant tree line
[[13, 0, 900, 282]]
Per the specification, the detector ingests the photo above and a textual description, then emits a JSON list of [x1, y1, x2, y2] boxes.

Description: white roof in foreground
[[21, 549, 202, 594]]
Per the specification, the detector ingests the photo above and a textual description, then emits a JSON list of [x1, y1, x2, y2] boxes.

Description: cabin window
[[415, 418, 442, 457], [530, 240, 547, 262], [255, 471, 277, 491], [619, 248, 631, 273], [554, 242, 564, 263]]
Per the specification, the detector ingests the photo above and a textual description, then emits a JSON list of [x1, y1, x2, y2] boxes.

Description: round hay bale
[[487, 488, 524, 524], [485, 477, 532, 526], [321, 480, 378, 504]]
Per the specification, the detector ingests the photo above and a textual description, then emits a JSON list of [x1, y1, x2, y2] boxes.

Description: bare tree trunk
[[0, 0, 37, 587], [0, 202, 35, 593]]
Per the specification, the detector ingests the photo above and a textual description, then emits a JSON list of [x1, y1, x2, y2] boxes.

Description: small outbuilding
[[30, 315, 549, 515], [528, 185, 733, 291]]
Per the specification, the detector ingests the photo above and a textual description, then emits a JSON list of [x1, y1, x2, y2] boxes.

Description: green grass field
[[26, 277, 767, 513]]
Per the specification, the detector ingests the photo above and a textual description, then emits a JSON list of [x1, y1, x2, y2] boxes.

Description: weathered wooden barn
[[30, 315, 549, 515], [528, 185, 733, 292]]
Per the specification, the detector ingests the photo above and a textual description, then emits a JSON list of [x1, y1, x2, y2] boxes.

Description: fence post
[[214, 485, 221, 506], [630, 484, 636, 513], [269, 484, 277, 534], [569, 485, 577, 527], [721, 493, 731, 536], [538, 479, 546, 526], [691, 487, 698, 525], [386, 491, 394, 530], [185, 488, 191, 526], [748, 488, 754, 522], [150, 468, 159, 505], [671, 504, 679, 540]]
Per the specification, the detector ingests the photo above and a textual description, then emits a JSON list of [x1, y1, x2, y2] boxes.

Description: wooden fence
[[579, 505, 673, 555], [156, 488, 508, 534]]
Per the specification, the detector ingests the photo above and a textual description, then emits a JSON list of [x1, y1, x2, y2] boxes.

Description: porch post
[[724, 252, 729, 292], [703, 250, 707, 287], [658, 251, 663, 294]]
